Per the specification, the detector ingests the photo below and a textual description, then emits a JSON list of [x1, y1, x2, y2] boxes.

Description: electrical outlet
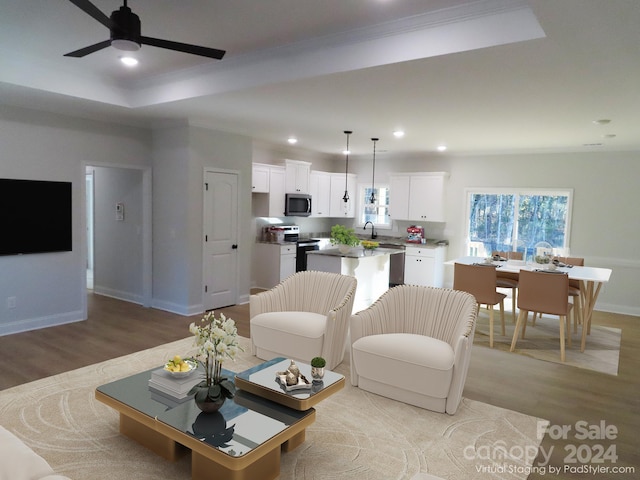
[[7, 296, 16, 309]]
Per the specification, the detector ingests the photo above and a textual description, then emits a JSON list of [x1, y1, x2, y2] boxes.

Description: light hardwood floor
[[1, 293, 638, 478]]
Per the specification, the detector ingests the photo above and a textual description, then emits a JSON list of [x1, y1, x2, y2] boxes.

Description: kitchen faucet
[[363, 221, 377, 239]]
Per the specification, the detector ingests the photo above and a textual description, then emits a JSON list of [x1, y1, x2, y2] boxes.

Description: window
[[357, 183, 391, 228], [466, 188, 573, 258]]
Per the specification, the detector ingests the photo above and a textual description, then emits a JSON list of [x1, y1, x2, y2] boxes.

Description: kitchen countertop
[[307, 247, 405, 258]]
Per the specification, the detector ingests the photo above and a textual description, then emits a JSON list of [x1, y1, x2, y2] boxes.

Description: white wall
[[0, 106, 151, 335], [92, 166, 144, 304]]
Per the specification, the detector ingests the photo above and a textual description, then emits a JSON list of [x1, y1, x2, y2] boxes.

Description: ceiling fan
[[64, 0, 226, 60]]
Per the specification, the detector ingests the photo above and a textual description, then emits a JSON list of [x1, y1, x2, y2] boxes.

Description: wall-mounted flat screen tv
[[0, 178, 72, 256]]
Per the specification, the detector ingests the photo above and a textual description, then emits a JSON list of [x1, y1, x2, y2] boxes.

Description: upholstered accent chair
[[350, 285, 477, 415], [250, 271, 358, 370]]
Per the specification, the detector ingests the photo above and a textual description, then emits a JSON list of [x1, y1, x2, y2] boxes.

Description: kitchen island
[[307, 247, 402, 313]]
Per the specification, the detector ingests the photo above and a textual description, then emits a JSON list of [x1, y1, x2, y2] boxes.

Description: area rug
[[473, 308, 621, 376], [0, 337, 546, 480]]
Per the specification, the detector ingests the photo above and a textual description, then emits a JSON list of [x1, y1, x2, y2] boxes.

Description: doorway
[[84, 164, 152, 307]]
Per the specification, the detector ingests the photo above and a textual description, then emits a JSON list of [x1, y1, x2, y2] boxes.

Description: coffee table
[[96, 367, 314, 480], [234, 357, 345, 410]]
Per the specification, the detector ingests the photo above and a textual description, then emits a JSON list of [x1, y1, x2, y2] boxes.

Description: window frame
[[355, 182, 392, 229], [464, 187, 574, 257]]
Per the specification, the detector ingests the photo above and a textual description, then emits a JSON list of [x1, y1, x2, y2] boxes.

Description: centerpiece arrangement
[[188, 311, 241, 413], [330, 224, 360, 254]]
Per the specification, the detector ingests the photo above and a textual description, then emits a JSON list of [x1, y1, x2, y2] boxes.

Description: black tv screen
[[0, 178, 72, 256]]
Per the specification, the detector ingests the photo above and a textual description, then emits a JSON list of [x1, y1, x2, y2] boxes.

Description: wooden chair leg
[[566, 314, 572, 347], [488, 304, 494, 348], [510, 309, 528, 352], [559, 315, 566, 362], [511, 287, 517, 323], [521, 310, 529, 338], [500, 301, 505, 336]]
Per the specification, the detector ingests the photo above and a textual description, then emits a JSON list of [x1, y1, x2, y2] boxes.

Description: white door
[[203, 170, 238, 310]]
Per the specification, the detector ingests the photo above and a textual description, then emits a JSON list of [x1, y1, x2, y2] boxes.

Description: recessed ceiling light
[[592, 119, 611, 125], [393, 130, 405, 138], [120, 56, 138, 67], [287, 137, 298, 144], [437, 145, 447, 152]]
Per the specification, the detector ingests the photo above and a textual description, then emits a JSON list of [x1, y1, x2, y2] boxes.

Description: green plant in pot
[[310, 356, 326, 382], [330, 225, 360, 253]]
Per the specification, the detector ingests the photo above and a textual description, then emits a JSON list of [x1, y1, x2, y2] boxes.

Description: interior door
[[203, 170, 238, 310]]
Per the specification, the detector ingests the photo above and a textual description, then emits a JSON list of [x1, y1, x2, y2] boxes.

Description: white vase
[[338, 244, 351, 254]]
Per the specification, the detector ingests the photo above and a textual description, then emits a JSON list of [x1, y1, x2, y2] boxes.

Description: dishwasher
[[378, 243, 406, 287]]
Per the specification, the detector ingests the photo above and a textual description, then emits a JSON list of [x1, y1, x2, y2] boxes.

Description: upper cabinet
[[329, 173, 357, 218], [309, 171, 331, 217], [389, 172, 448, 222], [252, 163, 270, 192], [252, 165, 286, 217], [285, 159, 311, 194]]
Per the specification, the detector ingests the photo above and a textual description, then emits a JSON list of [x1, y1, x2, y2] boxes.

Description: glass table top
[[235, 357, 344, 400], [97, 367, 312, 458]]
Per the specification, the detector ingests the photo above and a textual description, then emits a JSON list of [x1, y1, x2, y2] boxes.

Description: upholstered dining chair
[[350, 285, 477, 415], [532, 256, 584, 334], [510, 269, 573, 362], [492, 250, 524, 323], [250, 270, 357, 369], [453, 262, 506, 348]]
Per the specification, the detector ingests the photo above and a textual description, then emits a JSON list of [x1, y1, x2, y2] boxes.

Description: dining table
[[446, 256, 612, 352]]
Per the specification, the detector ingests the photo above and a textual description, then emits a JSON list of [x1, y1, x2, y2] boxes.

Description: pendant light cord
[[370, 138, 378, 204], [342, 130, 352, 202]]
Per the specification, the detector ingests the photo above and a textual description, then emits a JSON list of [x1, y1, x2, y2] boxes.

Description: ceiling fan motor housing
[[110, 6, 141, 50]]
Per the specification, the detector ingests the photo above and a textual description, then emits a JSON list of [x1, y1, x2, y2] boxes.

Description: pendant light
[[342, 130, 352, 202], [369, 138, 379, 204]]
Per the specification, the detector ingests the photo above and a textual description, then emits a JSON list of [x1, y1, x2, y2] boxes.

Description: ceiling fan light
[[120, 56, 138, 66], [112, 39, 141, 51]]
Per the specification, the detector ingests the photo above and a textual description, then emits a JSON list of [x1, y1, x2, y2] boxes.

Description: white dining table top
[[447, 256, 612, 283]]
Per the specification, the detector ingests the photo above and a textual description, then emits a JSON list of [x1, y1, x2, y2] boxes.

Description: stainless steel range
[[263, 225, 320, 271]]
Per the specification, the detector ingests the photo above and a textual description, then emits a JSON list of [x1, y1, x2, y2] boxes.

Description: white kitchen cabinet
[[285, 159, 311, 194], [252, 163, 270, 193], [253, 243, 296, 289], [389, 172, 447, 222], [252, 166, 286, 217], [403, 245, 447, 287], [329, 173, 356, 218], [389, 175, 410, 220], [309, 170, 331, 217]]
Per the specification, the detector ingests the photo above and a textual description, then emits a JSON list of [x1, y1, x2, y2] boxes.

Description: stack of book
[[148, 366, 204, 406]]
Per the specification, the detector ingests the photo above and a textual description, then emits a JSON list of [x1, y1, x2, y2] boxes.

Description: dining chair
[[453, 262, 506, 348], [510, 269, 573, 362], [492, 250, 523, 323], [532, 256, 584, 334]]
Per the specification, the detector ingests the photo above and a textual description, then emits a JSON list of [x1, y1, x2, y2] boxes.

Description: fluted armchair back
[[250, 271, 357, 369], [350, 285, 477, 414]]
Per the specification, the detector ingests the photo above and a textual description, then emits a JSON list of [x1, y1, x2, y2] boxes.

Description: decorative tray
[[275, 372, 311, 392]]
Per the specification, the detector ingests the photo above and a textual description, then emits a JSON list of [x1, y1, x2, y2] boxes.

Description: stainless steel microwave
[[285, 193, 312, 217]]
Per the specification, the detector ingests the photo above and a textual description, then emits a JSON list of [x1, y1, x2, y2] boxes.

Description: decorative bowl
[[164, 359, 197, 378], [361, 240, 379, 250]]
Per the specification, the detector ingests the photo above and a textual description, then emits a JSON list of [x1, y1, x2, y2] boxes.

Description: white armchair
[[350, 285, 477, 414], [250, 271, 357, 369]]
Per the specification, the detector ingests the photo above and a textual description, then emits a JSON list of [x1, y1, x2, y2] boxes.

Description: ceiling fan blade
[[67, 0, 114, 29], [140, 36, 226, 60], [64, 40, 111, 57]]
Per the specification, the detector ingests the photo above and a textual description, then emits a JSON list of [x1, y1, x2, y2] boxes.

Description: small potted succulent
[[310, 356, 326, 383], [330, 224, 360, 254]]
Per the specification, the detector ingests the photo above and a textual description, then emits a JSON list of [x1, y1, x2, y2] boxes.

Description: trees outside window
[[466, 189, 572, 258]]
